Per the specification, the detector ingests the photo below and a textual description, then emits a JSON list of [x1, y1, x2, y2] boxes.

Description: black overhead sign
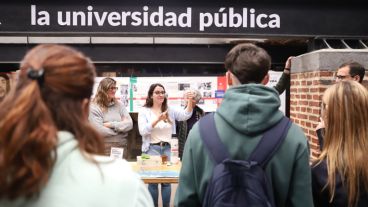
[[0, 1, 367, 37]]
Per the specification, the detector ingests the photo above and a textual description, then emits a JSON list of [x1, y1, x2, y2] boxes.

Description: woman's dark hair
[[143, 83, 168, 113], [0, 44, 104, 200]]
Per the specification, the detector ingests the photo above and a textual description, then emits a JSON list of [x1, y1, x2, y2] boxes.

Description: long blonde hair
[[316, 81, 368, 207], [93, 77, 116, 111]]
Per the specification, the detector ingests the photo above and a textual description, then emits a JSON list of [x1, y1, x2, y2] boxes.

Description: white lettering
[[268, 14, 280, 28], [143, 6, 149, 26], [150, 6, 163, 26], [31, 5, 36, 25], [108, 12, 121, 26], [164, 12, 177, 26], [178, 8, 191, 27], [256, 14, 267, 28], [38, 11, 50, 25], [214, 8, 227, 27], [121, 12, 131, 26], [131, 12, 142, 26], [31, 5, 50, 26], [229, 8, 241, 28], [58, 11, 70, 26], [87, 6, 93, 26], [94, 11, 108, 26], [31, 5, 280, 31], [242, 8, 247, 27], [73, 11, 86, 26], [250, 8, 255, 28], [199, 12, 212, 31]]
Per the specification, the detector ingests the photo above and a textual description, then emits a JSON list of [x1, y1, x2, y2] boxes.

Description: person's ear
[[81, 98, 90, 120], [226, 71, 233, 86], [261, 73, 270, 85], [352, 75, 360, 82]]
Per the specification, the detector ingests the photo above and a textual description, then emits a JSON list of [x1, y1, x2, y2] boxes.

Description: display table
[[130, 162, 181, 184]]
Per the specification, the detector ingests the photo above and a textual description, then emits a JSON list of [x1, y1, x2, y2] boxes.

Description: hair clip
[[27, 68, 45, 86]]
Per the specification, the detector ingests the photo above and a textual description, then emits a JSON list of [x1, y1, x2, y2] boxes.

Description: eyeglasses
[[154, 91, 166, 95], [108, 87, 118, 91], [335, 74, 352, 80]]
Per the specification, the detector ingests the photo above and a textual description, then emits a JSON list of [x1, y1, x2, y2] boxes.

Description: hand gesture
[[158, 111, 168, 122], [316, 117, 325, 130], [185, 91, 195, 102], [285, 56, 294, 69]]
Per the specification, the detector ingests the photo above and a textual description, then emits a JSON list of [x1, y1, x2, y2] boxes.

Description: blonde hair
[[93, 77, 116, 111], [316, 81, 368, 207]]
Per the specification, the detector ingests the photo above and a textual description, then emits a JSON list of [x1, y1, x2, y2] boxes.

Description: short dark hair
[[224, 43, 271, 84], [339, 61, 366, 83]]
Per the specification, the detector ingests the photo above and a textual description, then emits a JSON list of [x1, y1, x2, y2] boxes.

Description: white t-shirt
[[150, 117, 172, 144]]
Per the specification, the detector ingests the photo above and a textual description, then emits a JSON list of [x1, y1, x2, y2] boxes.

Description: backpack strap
[[199, 113, 230, 164], [248, 117, 292, 167]]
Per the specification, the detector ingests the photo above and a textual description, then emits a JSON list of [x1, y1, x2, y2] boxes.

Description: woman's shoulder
[[312, 159, 327, 170], [94, 156, 136, 176], [76, 154, 142, 188], [138, 106, 151, 114], [113, 99, 124, 107], [311, 159, 328, 188], [167, 105, 184, 112], [90, 102, 102, 112], [50, 153, 146, 206]]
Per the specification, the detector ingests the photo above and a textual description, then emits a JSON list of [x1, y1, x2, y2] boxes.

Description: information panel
[[92, 71, 285, 114]]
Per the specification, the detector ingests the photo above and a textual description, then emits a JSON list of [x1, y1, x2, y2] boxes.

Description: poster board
[[92, 71, 285, 114]]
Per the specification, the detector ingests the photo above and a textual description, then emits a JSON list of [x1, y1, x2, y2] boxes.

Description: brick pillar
[[290, 49, 368, 161]]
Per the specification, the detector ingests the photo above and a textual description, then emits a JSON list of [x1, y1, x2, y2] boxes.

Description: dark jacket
[[177, 105, 204, 158], [312, 160, 368, 207]]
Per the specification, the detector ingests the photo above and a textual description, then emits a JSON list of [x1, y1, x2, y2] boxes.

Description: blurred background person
[[0, 44, 153, 207], [335, 61, 365, 83], [0, 73, 10, 102], [316, 61, 365, 150], [89, 77, 133, 158], [312, 81, 368, 207], [176, 89, 204, 159], [138, 83, 194, 207]]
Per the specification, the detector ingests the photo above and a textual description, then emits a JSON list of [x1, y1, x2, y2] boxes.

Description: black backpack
[[199, 113, 291, 207]]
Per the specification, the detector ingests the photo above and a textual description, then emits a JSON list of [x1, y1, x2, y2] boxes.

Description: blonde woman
[[89, 77, 133, 158], [312, 81, 368, 207]]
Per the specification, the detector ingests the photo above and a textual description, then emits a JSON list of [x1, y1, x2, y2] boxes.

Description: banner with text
[[0, 1, 366, 37]]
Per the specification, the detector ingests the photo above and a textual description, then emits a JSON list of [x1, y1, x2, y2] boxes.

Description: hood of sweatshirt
[[217, 83, 284, 135]]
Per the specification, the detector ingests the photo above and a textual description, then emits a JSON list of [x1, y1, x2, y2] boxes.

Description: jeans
[[146, 144, 171, 207]]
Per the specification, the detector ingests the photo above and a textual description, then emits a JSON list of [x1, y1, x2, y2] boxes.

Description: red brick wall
[[290, 71, 368, 162], [290, 71, 334, 160]]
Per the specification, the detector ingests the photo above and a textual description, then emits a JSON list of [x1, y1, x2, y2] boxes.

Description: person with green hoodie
[[175, 43, 313, 207]]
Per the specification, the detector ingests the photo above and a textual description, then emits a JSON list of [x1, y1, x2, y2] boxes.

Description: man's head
[[335, 61, 365, 83], [224, 43, 271, 87]]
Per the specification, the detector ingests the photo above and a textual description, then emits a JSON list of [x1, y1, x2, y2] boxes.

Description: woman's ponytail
[[0, 80, 57, 200]]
